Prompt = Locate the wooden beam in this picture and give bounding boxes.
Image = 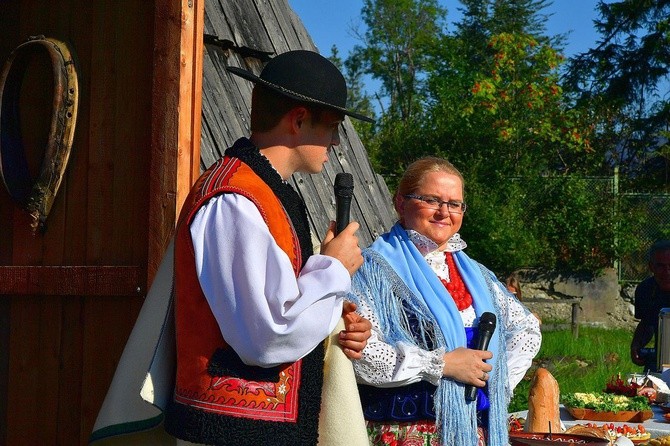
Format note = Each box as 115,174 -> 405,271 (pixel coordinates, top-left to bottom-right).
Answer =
147,0 -> 204,284
180,0 -> 204,201
0,266 -> 144,296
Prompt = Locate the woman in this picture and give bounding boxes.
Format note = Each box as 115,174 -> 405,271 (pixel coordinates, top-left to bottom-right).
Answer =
507,273 -> 542,325
349,157 -> 541,445
505,274 -> 522,299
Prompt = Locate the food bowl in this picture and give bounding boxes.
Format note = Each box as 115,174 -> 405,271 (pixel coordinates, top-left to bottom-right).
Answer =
565,407 -> 653,422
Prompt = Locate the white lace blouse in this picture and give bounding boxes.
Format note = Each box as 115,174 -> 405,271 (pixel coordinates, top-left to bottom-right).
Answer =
352,230 -> 542,392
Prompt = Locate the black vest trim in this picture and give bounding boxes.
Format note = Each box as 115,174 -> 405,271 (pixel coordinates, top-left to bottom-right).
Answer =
207,347 -> 281,382
165,343 -> 325,446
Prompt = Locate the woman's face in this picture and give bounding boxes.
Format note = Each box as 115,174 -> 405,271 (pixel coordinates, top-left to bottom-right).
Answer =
397,171 -> 464,250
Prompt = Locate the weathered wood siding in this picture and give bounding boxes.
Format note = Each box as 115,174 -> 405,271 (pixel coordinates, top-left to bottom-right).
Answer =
201,0 -> 396,247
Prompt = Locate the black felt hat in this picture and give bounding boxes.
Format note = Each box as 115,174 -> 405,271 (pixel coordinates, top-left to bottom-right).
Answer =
227,50 -> 374,123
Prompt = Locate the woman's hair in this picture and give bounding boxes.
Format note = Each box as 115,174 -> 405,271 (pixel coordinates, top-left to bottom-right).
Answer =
250,85 -> 335,132
505,274 -> 522,299
395,156 -> 465,199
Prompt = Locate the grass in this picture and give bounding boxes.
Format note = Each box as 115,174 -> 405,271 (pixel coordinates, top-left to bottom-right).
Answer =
508,326 -> 640,413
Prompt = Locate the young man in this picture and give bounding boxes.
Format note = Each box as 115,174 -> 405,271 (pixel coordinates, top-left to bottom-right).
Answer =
631,240 -> 670,371
163,50 -> 373,445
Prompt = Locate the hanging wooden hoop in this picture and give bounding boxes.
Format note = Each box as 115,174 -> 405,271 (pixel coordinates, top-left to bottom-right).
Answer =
0,35 -> 79,232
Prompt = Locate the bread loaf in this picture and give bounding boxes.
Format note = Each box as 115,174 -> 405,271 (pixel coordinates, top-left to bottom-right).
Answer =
525,367 -> 561,433
564,424 -> 609,440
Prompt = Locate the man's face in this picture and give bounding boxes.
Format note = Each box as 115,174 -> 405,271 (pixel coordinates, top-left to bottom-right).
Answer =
294,109 -> 343,174
650,249 -> 670,291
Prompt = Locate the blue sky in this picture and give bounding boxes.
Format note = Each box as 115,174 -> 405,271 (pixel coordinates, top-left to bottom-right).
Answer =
288,0 -> 607,59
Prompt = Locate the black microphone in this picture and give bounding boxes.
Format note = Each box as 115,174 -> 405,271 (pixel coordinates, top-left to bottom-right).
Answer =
465,312 -> 497,401
334,172 -> 354,235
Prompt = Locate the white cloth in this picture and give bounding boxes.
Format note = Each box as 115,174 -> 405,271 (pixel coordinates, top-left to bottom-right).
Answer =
190,193 -> 350,367
90,241 -> 177,444
353,231 -> 541,392
318,319 -> 369,445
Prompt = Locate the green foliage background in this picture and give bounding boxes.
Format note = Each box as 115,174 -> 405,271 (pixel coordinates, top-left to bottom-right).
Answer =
336,0 -> 670,275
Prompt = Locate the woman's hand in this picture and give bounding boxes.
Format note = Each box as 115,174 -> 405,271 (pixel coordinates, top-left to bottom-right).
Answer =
442,347 -> 493,387
339,301 -> 372,359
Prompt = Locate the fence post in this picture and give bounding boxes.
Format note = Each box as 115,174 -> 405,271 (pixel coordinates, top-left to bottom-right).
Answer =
613,165 -> 619,278
571,302 -> 580,339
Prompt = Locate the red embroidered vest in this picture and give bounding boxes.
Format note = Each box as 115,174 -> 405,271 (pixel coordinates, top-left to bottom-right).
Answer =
164,155 -> 324,444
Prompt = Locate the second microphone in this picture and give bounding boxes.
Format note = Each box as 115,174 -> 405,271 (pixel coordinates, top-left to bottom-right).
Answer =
334,172 -> 354,235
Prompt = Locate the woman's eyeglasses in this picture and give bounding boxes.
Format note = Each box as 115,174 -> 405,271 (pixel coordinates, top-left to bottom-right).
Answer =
403,194 -> 467,214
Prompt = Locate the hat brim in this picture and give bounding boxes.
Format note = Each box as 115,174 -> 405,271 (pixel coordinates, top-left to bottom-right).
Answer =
227,65 -> 374,123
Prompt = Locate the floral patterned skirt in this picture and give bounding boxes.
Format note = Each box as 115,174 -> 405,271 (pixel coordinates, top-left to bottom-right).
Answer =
366,420 -> 486,446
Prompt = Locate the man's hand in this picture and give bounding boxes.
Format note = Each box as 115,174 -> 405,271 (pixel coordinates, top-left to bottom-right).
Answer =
320,221 -> 363,276
631,321 -> 654,366
339,301 -> 371,360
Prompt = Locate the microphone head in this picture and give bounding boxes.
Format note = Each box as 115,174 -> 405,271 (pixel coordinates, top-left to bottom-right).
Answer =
479,312 -> 497,331
334,172 -> 354,198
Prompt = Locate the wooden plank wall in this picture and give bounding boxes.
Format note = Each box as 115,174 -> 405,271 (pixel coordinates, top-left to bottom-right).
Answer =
0,1 -> 155,444
200,0 -> 397,248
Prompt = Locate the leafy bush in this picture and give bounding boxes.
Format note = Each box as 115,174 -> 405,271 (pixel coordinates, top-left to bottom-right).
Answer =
461,175 -> 621,275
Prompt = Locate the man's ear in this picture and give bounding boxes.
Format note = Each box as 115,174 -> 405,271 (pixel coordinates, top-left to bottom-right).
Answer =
289,107 -> 309,132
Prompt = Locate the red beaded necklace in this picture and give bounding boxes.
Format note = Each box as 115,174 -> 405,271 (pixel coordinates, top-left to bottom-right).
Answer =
440,252 -> 473,311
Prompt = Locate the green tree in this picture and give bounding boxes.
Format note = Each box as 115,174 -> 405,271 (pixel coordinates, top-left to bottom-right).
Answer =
349,0 -> 447,121
565,0 -> 670,192
346,0 -> 624,273
420,4 -> 603,271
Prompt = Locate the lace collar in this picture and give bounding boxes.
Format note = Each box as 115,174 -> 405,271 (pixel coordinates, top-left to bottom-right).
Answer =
405,229 -> 468,256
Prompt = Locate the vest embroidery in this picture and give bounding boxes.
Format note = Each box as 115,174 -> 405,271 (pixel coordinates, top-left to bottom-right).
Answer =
174,361 -> 301,422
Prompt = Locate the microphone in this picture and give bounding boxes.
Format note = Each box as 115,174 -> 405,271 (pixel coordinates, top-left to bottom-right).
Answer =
465,312 -> 497,401
334,172 -> 354,235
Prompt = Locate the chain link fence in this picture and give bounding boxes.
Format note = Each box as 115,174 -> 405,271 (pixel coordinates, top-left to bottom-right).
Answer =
618,192 -> 670,283
513,174 -> 669,284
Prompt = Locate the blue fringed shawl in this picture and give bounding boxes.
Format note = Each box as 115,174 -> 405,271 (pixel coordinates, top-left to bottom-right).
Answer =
351,223 -> 510,445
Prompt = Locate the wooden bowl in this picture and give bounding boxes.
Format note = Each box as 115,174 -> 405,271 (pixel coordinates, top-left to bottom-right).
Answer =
565,407 -> 653,422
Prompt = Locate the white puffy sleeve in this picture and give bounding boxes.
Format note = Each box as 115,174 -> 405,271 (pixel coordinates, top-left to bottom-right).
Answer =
351,295 -> 445,387
488,275 -> 542,391
190,193 -> 350,367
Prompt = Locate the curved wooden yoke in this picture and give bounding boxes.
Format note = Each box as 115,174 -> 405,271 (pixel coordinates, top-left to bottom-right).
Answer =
0,35 -> 79,233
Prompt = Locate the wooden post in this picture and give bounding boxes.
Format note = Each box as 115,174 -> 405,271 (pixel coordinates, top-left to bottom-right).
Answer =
148,0 -> 204,284
571,302 -> 580,339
